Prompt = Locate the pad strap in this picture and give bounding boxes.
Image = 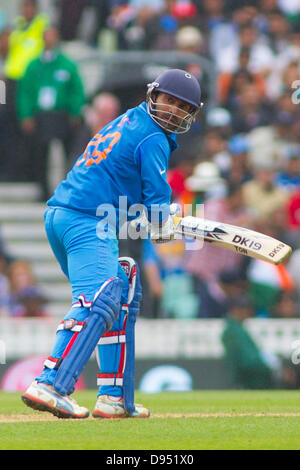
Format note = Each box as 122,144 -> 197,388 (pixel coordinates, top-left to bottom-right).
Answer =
97,373 -> 124,386
98,330 -> 126,345
56,319 -> 85,333
44,356 -> 61,370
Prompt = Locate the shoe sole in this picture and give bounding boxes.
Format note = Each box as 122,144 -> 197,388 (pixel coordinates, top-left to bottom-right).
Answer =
92,410 -> 128,419
21,393 -> 89,420
92,410 -> 150,419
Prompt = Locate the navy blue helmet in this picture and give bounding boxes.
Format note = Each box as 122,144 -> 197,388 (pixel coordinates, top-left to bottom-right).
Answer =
146,68 -> 203,134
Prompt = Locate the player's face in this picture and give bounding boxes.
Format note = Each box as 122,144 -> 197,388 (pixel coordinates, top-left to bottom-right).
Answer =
154,92 -> 193,133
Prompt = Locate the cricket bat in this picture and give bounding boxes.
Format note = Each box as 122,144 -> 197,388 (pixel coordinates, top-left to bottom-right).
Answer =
173,216 -> 292,265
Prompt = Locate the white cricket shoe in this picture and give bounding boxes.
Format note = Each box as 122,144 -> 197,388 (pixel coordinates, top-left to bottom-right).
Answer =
21,381 -> 89,419
92,395 -> 150,419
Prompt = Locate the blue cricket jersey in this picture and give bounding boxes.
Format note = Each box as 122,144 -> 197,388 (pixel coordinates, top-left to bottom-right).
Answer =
48,102 -> 178,224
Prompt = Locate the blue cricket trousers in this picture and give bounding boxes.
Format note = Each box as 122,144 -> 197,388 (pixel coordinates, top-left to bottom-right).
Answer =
36,207 -> 129,397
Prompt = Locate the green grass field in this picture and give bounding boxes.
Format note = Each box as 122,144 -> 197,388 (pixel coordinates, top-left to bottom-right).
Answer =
1,390 -> 300,450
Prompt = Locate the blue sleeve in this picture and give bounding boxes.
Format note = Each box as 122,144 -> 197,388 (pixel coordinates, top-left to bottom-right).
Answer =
135,133 -> 172,223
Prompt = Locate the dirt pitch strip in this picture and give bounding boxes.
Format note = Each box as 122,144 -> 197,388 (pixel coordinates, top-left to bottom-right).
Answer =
2,412 -> 300,422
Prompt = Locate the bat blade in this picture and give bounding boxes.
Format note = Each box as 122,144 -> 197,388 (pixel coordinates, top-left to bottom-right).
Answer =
174,216 -> 292,265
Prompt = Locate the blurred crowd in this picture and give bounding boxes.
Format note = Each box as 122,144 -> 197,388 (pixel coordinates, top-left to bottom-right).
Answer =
0,248 -> 48,318
0,0 -> 300,329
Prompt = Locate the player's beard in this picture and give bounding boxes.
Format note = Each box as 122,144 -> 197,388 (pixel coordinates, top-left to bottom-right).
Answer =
147,94 -> 196,134
157,110 -> 182,133
151,102 -> 188,133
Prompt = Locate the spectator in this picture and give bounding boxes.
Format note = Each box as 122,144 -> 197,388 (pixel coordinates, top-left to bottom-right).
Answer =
276,29 -> 300,68
69,92 -> 121,168
13,285 -> 48,317
110,0 -> 166,50
216,23 -> 275,76
275,92 -> 300,147
140,1 -> 178,51
200,128 -> 228,161
207,2 -> 259,67
90,0 -> 118,46
128,1 -> 202,52
247,110 -> 297,168
271,289 -> 299,318
169,1 -> 199,28
167,158 -> 195,202
276,89 -> 300,116
106,2 -> 137,49
175,25 -> 204,55
17,26 -> 86,200
198,0 -> 232,62
242,160 -> 289,220
220,134 -> 253,185
4,0 -> 49,82
4,0 -> 49,182
7,260 -> 37,292
230,3 -> 259,28
194,267 -> 249,319
266,9 -> 291,55
0,28 -> 9,78
217,46 -> 267,109
174,25 -> 206,81
56,0 -> 88,41
230,82 -> 274,134
57,0 -> 113,45
221,295 -> 279,389
183,160 -> 226,207
258,0 -> 280,19
274,146 -> 300,193
7,260 -> 47,316
267,60 -> 300,101
203,110 -> 233,171
246,256 -> 295,317
205,107 -> 233,138
199,0 -> 227,29
86,92 -> 120,134
260,193 -> 292,245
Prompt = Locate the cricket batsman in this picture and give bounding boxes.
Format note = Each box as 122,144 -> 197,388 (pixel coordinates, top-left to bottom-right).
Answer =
21,68 -> 203,418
